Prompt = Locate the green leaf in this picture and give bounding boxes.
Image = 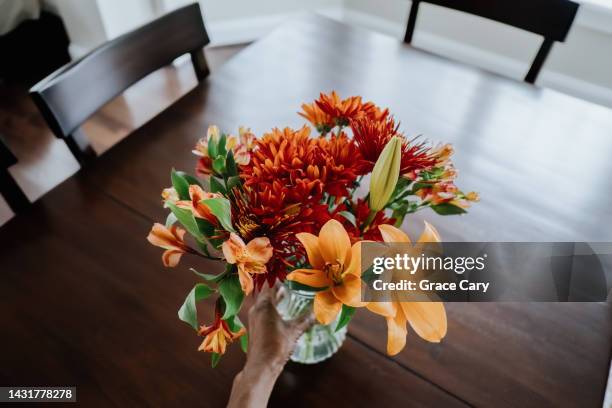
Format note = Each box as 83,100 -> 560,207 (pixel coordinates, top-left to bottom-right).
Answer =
209,177 -> 226,194
218,133 -> 227,157
337,211 -> 357,227
212,156 -> 226,174
165,212 -> 178,228
227,315 -> 248,353
240,332 -> 248,353
202,197 -> 235,233
431,203 -> 467,215
211,352 -> 221,367
226,176 -> 241,192
191,268 -> 227,283
195,218 -> 216,237
225,150 -> 238,176
178,283 -> 215,330
411,182 -> 434,193
219,274 -> 244,319
335,304 -> 356,332
167,202 -> 204,239
180,173 -> 203,188
171,168 -> 190,200
207,137 -> 218,158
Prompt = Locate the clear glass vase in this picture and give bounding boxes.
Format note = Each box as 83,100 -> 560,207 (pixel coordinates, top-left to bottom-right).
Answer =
276,284 -> 347,364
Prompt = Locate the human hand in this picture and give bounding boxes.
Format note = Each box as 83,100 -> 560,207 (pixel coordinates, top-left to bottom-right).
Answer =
227,284 -> 314,408
243,283 -> 314,372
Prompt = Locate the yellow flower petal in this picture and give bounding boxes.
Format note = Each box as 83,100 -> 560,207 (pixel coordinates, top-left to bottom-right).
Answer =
314,289 -> 342,325
286,269 -> 330,288
399,301 -> 447,343
366,301 -> 397,318
296,232 -> 325,270
222,233 -> 246,264
344,241 -> 365,277
378,224 -> 411,243
238,265 -> 254,295
318,219 -> 352,265
417,221 -> 441,243
331,273 -> 364,307
386,310 -> 408,356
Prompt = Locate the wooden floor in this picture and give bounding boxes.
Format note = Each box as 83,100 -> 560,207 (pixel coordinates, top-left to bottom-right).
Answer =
0,44 -> 246,225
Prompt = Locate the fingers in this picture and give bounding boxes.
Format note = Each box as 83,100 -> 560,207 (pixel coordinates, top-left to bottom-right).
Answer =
275,284 -> 286,304
257,282 -> 275,304
290,311 -> 316,335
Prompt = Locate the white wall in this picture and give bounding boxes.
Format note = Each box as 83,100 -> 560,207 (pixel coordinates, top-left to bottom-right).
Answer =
342,0 -> 612,107
96,0 -> 156,39
44,0 -> 612,107
43,0 -> 108,56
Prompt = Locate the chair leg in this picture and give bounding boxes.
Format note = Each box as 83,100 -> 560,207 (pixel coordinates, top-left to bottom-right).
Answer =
65,129 -> 96,166
525,38 -> 554,84
190,48 -> 210,81
0,168 -> 29,214
404,0 -> 421,44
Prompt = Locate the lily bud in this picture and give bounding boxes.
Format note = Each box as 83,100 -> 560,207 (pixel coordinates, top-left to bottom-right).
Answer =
369,136 -> 402,212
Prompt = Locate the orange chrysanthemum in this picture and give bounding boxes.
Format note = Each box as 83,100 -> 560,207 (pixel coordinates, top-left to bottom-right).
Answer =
241,126 -> 366,205
299,102 -> 335,134
315,131 -> 369,197
241,126 -> 322,205
300,91 -> 389,129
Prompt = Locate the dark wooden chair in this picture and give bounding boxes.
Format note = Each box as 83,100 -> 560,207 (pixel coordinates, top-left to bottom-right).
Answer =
403,0 -> 579,84
0,136 -> 30,214
30,3 -> 210,165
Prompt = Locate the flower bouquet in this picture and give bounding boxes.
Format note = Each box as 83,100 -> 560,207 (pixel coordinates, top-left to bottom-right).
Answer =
147,91 -> 478,366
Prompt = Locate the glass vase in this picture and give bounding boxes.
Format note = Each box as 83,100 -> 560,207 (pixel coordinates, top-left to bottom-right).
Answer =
276,284 -> 347,364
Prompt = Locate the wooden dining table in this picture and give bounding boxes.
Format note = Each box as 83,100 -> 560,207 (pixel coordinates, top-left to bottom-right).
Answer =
1,14 -> 611,407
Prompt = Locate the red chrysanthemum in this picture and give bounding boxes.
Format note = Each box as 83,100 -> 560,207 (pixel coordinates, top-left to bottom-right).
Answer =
351,115 -> 436,174
230,188 -> 329,288
315,132 -> 369,197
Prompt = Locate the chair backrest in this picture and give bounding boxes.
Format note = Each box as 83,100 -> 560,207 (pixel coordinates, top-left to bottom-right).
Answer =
30,3 -> 210,146
404,0 -> 579,83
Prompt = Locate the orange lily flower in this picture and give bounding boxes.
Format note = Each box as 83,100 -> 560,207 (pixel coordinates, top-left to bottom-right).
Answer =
222,233 -> 273,295
146,223 -> 191,267
287,219 -> 365,325
198,309 -> 246,355
176,185 -> 222,224
367,222 -> 447,355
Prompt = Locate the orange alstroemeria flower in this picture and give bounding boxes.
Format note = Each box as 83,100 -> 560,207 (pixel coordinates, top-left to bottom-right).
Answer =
222,233 -> 273,295
198,310 -> 246,355
147,223 -> 191,267
367,222 -> 447,355
176,185 -> 222,224
287,219 -> 365,325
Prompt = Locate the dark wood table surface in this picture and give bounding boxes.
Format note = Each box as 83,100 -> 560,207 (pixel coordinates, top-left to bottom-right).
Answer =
1,14 -> 611,407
